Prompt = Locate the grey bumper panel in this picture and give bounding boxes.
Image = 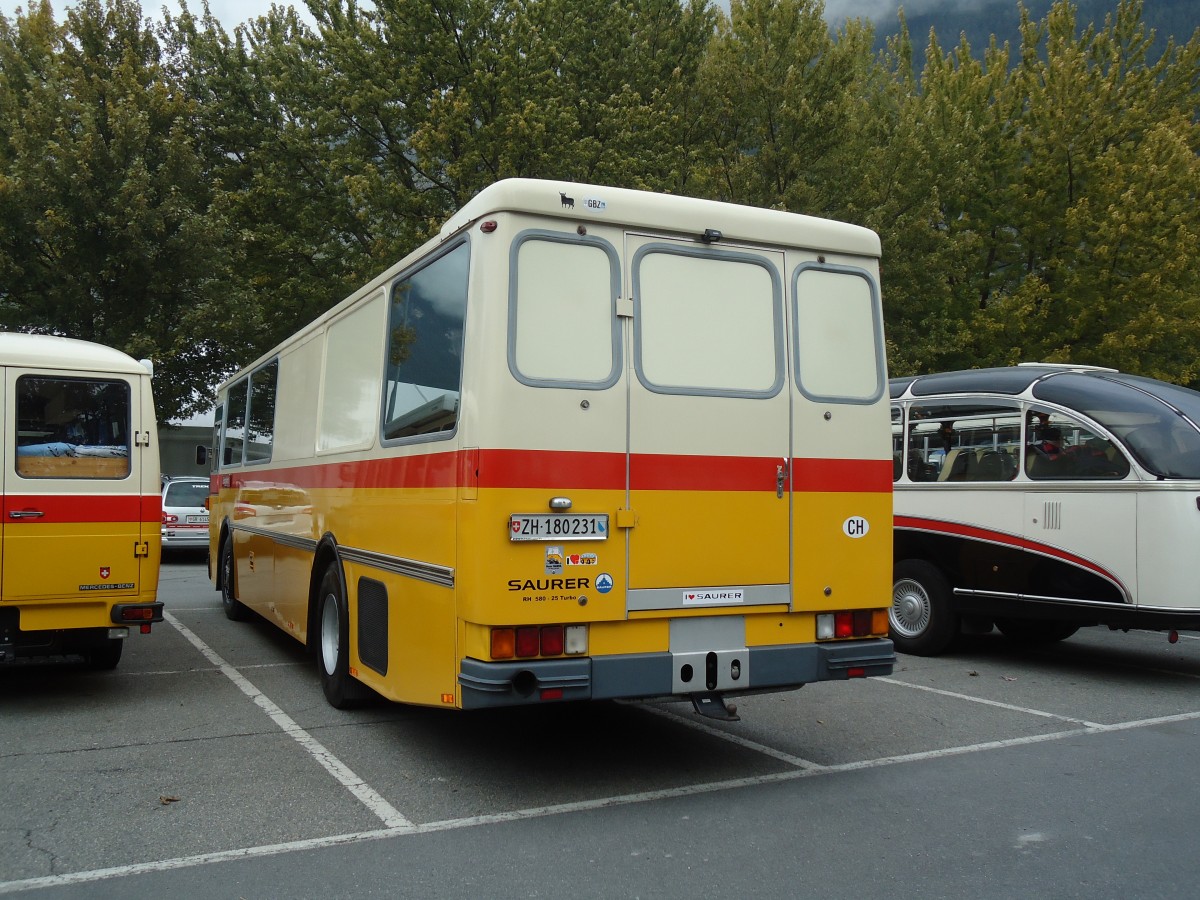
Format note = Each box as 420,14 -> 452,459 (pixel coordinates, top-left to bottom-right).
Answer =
459,639 -> 895,710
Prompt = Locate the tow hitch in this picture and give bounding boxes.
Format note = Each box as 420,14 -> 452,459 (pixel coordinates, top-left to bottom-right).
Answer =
690,691 -> 739,721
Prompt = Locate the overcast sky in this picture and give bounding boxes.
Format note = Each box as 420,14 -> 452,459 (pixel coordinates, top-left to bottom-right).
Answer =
5,0 -> 935,32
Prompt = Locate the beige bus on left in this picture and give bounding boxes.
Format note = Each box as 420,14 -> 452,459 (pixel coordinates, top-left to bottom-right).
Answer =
0,333 -> 163,669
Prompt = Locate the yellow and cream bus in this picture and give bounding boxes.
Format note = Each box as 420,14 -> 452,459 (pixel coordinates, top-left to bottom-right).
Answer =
1,333 -> 163,668
891,364 -> 1200,655
207,179 -> 895,718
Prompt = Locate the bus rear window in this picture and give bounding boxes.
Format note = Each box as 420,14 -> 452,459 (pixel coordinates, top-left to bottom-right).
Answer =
794,266 -> 883,403
15,376 -> 131,479
633,247 -> 783,397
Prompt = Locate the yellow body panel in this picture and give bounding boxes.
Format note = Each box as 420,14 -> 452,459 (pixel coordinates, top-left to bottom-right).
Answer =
628,490 -> 789,589
3,522 -> 142,601
793,491 -> 892,611
343,563 -> 458,707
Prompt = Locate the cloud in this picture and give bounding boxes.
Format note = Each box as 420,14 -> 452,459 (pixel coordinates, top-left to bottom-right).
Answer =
824,1 -> 1000,25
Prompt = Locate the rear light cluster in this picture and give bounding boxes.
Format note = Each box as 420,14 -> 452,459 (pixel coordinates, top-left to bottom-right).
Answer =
491,624 -> 587,659
118,607 -> 157,622
816,609 -> 889,640
162,513 -> 178,524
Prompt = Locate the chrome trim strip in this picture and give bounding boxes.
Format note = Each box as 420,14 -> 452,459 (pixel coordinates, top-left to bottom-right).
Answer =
230,523 -> 318,553
337,545 -> 455,588
227,523 -> 454,588
627,584 -> 790,612
954,587 -> 1130,607
955,587 -> 1200,616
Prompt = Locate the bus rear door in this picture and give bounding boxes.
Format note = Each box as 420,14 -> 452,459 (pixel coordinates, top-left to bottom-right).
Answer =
624,236 -> 791,622
2,367 -> 148,610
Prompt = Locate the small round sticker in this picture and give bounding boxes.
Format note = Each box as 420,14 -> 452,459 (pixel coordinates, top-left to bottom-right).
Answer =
595,573 -> 614,594
842,516 -> 869,538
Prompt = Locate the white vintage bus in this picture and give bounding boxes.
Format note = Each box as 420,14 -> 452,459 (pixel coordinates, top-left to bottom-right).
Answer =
890,363 -> 1200,654
1,333 -> 163,668
207,178 -> 895,718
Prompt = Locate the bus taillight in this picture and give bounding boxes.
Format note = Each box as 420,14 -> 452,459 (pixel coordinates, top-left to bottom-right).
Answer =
490,624 -> 588,660
515,627 -> 539,658
540,625 -> 564,656
491,628 -> 516,659
564,625 -> 587,655
817,610 -> 888,641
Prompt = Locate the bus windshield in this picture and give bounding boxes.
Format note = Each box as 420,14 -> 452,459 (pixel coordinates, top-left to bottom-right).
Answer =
1033,373 -> 1200,478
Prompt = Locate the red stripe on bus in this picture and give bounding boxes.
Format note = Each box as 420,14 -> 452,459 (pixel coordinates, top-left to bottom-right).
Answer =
791,458 -> 894,493
2,494 -> 149,523
219,451 -> 891,493
480,449 -> 625,490
894,515 -> 1115,580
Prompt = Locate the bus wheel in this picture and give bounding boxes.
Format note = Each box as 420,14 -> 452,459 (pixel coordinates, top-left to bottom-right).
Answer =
87,638 -> 123,670
995,618 -> 1079,645
317,566 -> 362,709
220,539 -> 250,622
891,560 -> 958,656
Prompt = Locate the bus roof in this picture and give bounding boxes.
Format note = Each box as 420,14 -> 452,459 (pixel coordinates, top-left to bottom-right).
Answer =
0,332 -> 151,376
439,178 -> 882,257
891,365 -> 1123,399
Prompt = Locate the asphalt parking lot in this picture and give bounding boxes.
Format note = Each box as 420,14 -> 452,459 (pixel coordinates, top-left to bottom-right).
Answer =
3,554 -> 1200,898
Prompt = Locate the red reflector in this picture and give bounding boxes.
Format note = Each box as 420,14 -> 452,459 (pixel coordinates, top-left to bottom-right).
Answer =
540,688 -> 564,701
480,220 -> 498,233
540,625 -> 564,656
834,611 -> 853,638
853,610 -> 872,637
515,627 -> 539,658
140,624 -> 152,634
847,666 -> 867,678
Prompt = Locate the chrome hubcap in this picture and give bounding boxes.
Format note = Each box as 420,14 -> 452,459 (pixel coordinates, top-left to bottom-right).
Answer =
320,593 -> 339,676
891,578 -> 932,638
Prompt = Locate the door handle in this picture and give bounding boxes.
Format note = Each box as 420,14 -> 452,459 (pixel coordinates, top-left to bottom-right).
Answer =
776,459 -> 789,499
9,510 -> 45,519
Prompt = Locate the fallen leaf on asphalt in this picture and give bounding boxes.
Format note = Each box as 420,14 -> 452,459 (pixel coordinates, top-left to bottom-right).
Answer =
1001,675 -> 1017,682
159,795 -> 181,805
968,670 -> 979,676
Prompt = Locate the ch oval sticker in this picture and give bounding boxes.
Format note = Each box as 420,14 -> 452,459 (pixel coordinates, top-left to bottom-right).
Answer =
842,516 -> 870,538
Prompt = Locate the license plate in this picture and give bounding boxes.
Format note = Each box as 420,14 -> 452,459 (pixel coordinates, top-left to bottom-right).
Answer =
509,514 -> 608,541
186,515 -> 209,525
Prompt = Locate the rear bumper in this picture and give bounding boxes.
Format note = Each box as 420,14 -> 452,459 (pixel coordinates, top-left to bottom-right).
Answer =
458,638 -> 895,710
161,529 -> 210,548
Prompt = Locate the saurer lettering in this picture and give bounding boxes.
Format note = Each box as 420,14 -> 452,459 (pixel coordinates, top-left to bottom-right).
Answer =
508,577 -> 592,591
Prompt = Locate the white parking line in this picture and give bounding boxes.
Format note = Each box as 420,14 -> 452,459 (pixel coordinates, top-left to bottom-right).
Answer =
875,677 -> 1105,727
5,705 -> 1200,896
161,611 -> 412,831
133,662 -> 307,677
639,703 -> 828,769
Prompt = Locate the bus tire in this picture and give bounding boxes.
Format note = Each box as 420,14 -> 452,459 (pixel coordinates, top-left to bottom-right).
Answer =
891,560 -> 958,656
220,539 -> 250,621
87,638 -> 123,670
317,565 -> 363,709
995,618 -> 1079,645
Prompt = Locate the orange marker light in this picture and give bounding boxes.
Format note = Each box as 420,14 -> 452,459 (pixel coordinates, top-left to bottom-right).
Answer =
491,628 -> 515,660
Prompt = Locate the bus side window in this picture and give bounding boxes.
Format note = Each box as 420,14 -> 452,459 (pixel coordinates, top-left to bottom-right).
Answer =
222,378 -> 248,468
381,242 -> 469,442
1026,410 -> 1130,480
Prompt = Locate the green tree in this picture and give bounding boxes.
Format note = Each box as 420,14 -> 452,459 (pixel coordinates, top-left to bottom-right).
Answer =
695,0 -> 877,215
964,0 -> 1200,382
0,0 -> 247,420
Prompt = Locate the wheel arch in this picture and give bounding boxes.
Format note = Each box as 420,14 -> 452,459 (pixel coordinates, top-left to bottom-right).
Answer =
215,519 -> 234,592
307,535 -> 345,653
